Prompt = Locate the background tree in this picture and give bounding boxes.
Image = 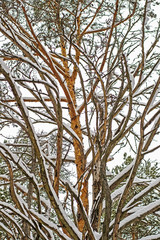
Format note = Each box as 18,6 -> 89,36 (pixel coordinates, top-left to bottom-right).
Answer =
110,154 -> 160,239
0,0 -> 160,239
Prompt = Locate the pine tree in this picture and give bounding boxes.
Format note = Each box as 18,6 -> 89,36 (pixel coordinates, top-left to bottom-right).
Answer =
0,0 -> 160,239
111,154 -> 160,239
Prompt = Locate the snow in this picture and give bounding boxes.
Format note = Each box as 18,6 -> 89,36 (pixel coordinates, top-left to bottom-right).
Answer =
109,161 -> 134,188
15,182 -> 50,208
30,209 -> 72,240
1,6 -> 159,240
15,190 -> 29,215
0,22 -> 13,40
123,54 -> 135,89
13,53 -> 58,89
48,154 -> 75,163
111,177 -> 150,200
18,0 -> 25,7
133,176 -> 151,184
63,122 -> 82,144
65,180 -> 78,196
123,177 -> 160,212
77,2 -> 82,17
155,211 -> 160,216
149,99 -> 160,112
119,200 -> 160,230
1,111 -> 25,128
93,231 -> 101,240
0,59 -> 11,75
0,174 -> 9,180
111,185 -> 125,200
147,85 -> 160,112
128,67 -> 135,89
0,222 -> 13,236
143,113 -> 160,148
64,181 -> 96,240
145,1 -> 151,26
0,142 -> 19,163
31,218 -> 54,240
44,164 -> 82,239
0,143 -> 40,191
46,229 -> 55,240
106,169 -> 113,176
139,234 -> 160,240
0,209 -> 25,237
91,191 -> 101,215
0,201 -> 34,227
0,25 -> 58,92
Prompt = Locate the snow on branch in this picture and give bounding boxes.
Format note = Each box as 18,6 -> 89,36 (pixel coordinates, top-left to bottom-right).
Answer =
119,200 -> 160,231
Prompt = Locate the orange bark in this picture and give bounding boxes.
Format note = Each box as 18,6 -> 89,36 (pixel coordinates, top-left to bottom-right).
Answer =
57,0 -> 89,231
17,1 -> 88,233
69,93 -> 88,232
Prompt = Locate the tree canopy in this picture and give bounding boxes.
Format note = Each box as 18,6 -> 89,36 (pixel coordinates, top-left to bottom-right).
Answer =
0,0 -> 160,239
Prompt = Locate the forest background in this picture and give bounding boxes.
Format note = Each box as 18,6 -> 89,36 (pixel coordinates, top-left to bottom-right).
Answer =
0,0 -> 160,239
